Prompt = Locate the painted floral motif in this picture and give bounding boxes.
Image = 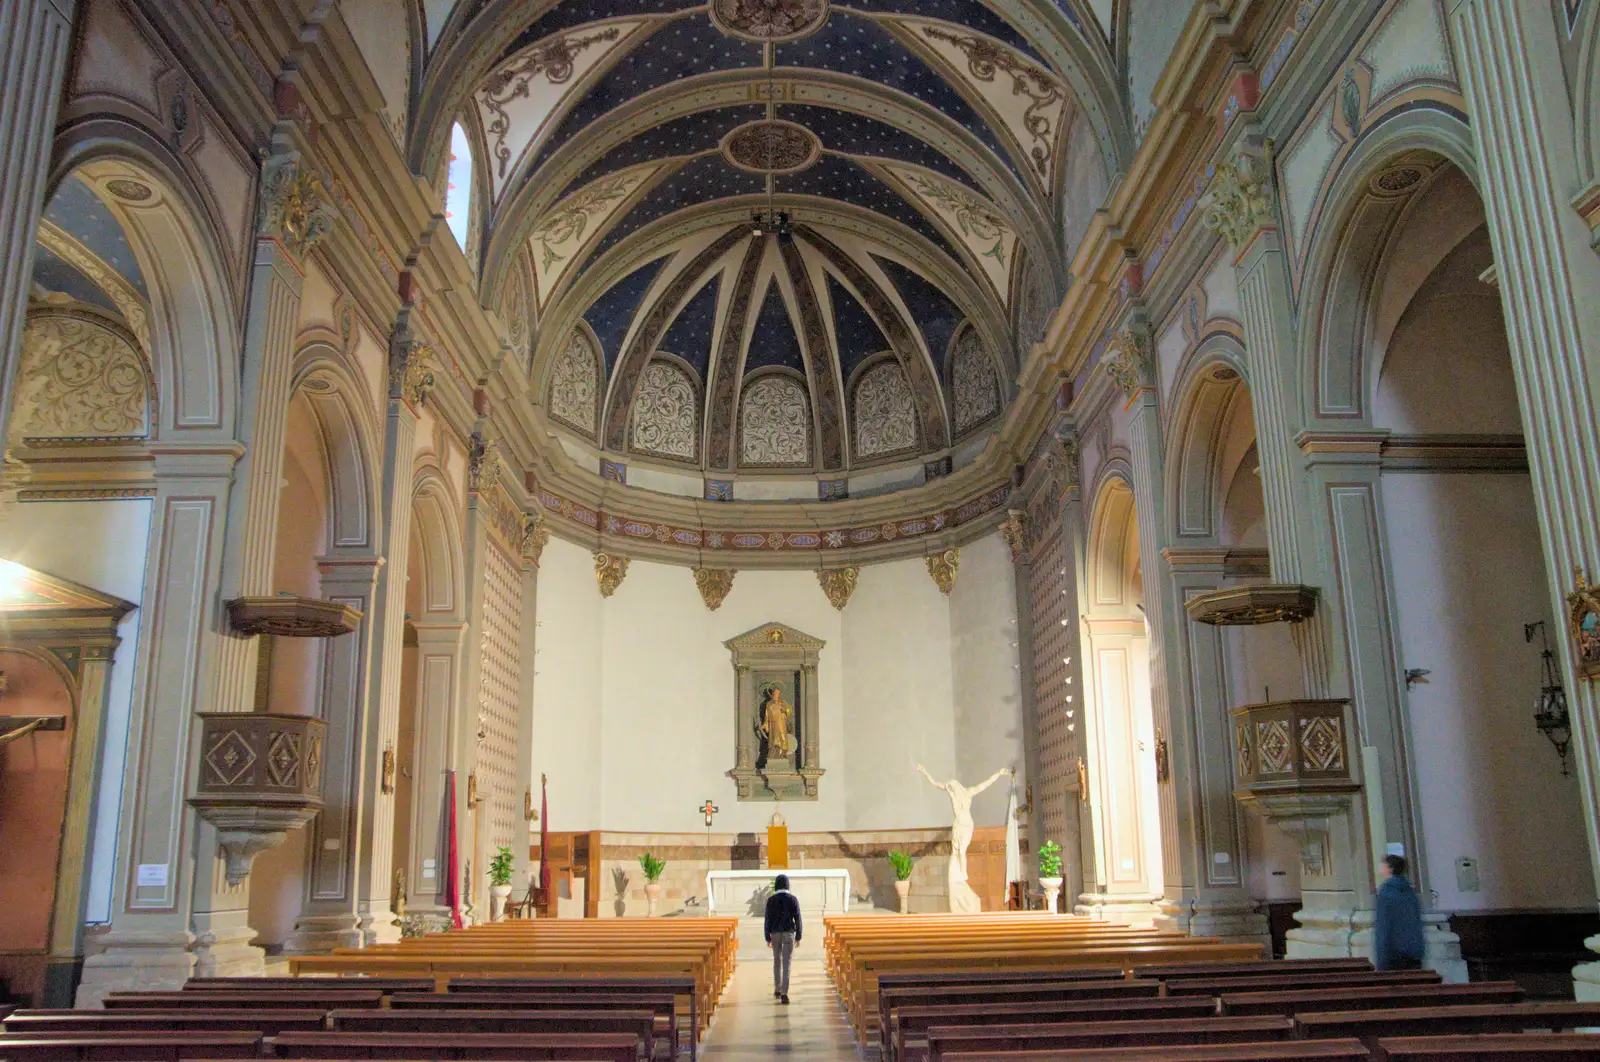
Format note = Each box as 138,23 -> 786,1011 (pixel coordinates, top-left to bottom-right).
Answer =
549,329 -> 600,435
480,29 -> 622,179
901,171 -> 1010,266
740,375 -> 811,466
710,0 -> 829,42
13,313 -> 150,439
631,360 -> 698,460
921,25 -> 1063,177
722,120 -> 821,174
951,329 -> 1001,433
530,170 -> 642,273
854,360 -> 918,459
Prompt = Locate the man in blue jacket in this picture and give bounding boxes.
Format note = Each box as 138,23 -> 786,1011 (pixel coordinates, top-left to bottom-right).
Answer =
764,874 -> 802,1004
1374,854 -> 1426,971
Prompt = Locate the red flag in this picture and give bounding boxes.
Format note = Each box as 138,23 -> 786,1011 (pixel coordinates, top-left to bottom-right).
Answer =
445,770 -> 463,929
538,774 -> 551,900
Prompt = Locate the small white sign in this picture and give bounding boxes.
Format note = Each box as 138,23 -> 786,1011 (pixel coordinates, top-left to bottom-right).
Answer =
323,839 -> 341,851
137,864 -> 168,887
422,869 -> 436,880
1213,852 -> 1231,864
423,859 -> 436,868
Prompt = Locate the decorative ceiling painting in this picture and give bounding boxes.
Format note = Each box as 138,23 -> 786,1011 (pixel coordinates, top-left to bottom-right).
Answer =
430,0 -> 1112,497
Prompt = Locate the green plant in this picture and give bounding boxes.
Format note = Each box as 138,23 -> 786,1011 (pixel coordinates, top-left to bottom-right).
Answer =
638,852 -> 667,883
1037,841 -> 1063,879
488,846 -> 515,888
887,850 -> 914,882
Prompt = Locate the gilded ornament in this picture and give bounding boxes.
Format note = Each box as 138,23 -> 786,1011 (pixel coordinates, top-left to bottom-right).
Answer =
1567,567 -> 1600,679
382,743 -> 396,795
1200,148 -> 1276,252
817,567 -> 859,610
389,340 -> 436,407
261,158 -> 338,259
595,552 -> 630,598
482,29 -> 622,179
521,513 -> 551,566
1103,329 -> 1150,399
468,431 -> 501,494
925,549 -> 960,595
999,508 -> 1029,563
694,568 -> 737,611
710,0 -> 829,42
921,25 -> 1063,177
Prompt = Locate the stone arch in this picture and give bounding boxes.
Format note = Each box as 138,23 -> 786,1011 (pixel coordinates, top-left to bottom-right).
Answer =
1164,341 -> 1251,543
1086,473 -> 1141,616
1294,110 -> 1480,426
1575,0 -> 1600,188
289,350 -> 381,554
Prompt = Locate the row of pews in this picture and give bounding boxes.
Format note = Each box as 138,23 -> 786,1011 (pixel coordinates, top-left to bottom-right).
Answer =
838,914 -> 1600,1062
0,916 -> 738,1060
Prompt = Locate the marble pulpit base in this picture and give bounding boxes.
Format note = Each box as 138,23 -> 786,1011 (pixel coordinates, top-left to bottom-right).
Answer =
706,869 -> 851,918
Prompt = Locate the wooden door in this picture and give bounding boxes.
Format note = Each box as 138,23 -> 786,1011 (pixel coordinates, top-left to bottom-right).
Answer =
966,826 -> 1010,912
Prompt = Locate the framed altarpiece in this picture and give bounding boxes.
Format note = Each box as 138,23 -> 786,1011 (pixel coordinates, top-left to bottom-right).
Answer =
725,623 -> 825,801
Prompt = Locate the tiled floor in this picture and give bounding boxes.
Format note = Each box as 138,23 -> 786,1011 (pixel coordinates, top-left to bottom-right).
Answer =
699,920 -> 865,1060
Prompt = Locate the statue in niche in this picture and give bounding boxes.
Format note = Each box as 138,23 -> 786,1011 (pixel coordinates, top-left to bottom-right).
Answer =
757,684 -> 796,761
918,763 -> 1013,913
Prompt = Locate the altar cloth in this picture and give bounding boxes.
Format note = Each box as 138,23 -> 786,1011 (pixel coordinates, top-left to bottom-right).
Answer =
705,868 -> 851,917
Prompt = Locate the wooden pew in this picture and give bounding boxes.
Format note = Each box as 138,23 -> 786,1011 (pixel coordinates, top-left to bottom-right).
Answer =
2,1008 -> 327,1036
1296,1000 -> 1600,1042
0,1030 -> 263,1059
882,981 -> 1167,1060
1163,970 -> 1441,995
387,991 -> 681,1059
1374,1034 -> 1600,1060
1132,959 -> 1373,980
924,1015 -> 1296,1061
328,1007 -> 659,1058
1220,982 -> 1525,1016
102,990 -> 384,1010
184,977 -> 433,992
894,998 -> 1222,1062
934,1041 -> 1373,1061
440,976 -> 701,1054
268,1030 -> 642,1060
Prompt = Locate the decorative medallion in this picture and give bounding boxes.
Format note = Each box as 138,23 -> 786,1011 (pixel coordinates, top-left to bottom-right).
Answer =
1256,720 -> 1293,775
1372,166 -> 1424,196
710,0 -> 829,43
817,567 -> 859,610
694,568 -> 737,611
999,508 -> 1029,564
1566,567 -> 1600,679
595,552 -> 630,598
521,513 -> 551,567
925,548 -> 960,595
722,120 -> 822,175
105,179 -> 154,203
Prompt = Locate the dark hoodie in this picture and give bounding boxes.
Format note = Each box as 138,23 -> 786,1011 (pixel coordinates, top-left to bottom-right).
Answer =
1374,873 -> 1425,970
763,876 -> 803,943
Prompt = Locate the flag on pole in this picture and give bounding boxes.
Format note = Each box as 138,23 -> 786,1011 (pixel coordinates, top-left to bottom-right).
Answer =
445,770 -> 463,929
538,773 -> 552,904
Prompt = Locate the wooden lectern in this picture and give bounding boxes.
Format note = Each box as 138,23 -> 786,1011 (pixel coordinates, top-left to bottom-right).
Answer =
767,809 -> 788,869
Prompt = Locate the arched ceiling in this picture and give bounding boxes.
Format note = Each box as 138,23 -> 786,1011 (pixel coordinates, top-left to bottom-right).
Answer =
424,0 -> 1119,490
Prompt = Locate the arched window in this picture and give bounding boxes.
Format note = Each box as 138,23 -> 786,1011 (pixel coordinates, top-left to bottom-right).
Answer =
445,122 -> 475,250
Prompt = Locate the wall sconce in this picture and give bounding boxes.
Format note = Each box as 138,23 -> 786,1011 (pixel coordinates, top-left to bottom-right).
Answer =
1525,621 -> 1572,775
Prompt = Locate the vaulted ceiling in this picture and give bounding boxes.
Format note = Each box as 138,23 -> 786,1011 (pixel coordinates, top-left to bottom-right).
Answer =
423,0 -> 1119,488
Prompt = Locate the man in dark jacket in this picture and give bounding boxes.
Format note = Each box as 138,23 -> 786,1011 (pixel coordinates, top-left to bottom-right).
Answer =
764,874 -> 802,1004
1374,854 -> 1426,971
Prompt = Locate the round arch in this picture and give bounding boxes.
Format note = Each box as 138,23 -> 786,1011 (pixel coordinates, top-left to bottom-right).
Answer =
289,348 -> 382,555
1163,340 -> 1252,543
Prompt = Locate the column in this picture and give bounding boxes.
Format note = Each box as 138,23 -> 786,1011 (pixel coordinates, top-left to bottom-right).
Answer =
454,430 -> 497,921
281,556 -> 382,953
512,514 -> 547,896
77,445 -> 240,1006
1007,503 -> 1047,891
1058,453 -> 1096,904
1447,0 -> 1600,996
0,0 -> 75,451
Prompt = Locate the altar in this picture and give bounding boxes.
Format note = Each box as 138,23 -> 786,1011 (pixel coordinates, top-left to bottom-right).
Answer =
705,869 -> 851,917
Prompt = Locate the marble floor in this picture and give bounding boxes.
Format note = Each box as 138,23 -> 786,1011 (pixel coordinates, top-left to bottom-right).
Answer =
699,918 -> 868,1061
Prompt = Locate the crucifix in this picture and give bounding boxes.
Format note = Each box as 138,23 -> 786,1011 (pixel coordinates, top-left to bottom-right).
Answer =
700,798 -> 720,880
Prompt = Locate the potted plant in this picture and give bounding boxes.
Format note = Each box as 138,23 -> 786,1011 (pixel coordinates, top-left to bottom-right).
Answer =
888,851 -> 914,913
488,846 -> 516,922
1037,841 -> 1064,913
638,853 -> 667,915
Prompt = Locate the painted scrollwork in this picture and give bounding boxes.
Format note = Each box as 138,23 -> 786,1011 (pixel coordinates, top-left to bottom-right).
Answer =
480,29 -> 622,179
853,360 -> 918,459
530,170 -> 640,273
740,375 -> 811,467
921,25 -> 1063,177
900,171 -> 1010,266
631,360 -> 699,461
548,328 -> 600,435
951,328 -> 1001,433
12,312 -> 151,439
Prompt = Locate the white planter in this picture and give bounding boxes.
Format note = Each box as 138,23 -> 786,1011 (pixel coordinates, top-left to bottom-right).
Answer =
489,883 -> 513,922
644,881 -> 663,916
1039,877 -> 1064,914
894,879 -> 912,914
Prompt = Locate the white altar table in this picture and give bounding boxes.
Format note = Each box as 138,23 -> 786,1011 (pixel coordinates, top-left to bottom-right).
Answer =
705,869 -> 851,917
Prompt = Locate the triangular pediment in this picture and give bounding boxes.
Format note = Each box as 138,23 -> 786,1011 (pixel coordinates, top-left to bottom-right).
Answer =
725,622 -> 825,651
0,559 -> 136,627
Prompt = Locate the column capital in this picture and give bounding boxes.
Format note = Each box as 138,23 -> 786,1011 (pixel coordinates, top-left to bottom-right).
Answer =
259,155 -> 338,261
1103,327 -> 1154,403
388,338 -> 437,410
1201,144 -> 1278,258
315,553 -> 385,589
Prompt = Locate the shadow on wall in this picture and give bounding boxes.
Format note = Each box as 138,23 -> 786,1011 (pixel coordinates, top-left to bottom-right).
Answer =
612,868 -> 630,917
828,831 -> 946,911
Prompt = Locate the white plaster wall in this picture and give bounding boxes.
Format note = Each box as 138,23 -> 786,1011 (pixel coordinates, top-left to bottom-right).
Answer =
530,533 -> 1024,837
0,498 -> 152,923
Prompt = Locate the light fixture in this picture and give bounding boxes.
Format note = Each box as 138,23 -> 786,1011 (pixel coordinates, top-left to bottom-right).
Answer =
1526,621 -> 1572,774
0,559 -> 27,601
750,60 -> 792,241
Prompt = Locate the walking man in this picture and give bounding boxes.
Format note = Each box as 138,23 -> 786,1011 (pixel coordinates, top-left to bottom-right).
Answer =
764,874 -> 802,1004
1374,854 -> 1426,971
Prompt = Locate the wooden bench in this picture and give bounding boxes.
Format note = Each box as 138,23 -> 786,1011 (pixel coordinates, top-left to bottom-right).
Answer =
387,991 -> 681,1059
102,991 -> 384,1010
1296,1001 -> 1600,1042
183,977 -> 433,992
878,971 -> 1150,1047
440,976 -> 701,1054
923,1015 -> 1295,1061
2,1008 -> 327,1036
883,982 -> 1167,1061
1132,959 -> 1374,980
1164,971 -> 1441,996
1220,982 -> 1525,1017
268,1030 -> 642,1060
934,1040 -> 1373,1061
893,998 -> 1223,1062
328,1007 -> 659,1058
0,1030 -> 263,1059
1373,1034 -> 1600,1060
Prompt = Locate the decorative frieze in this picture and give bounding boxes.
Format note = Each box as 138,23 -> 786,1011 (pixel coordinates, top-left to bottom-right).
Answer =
925,548 -> 960,595
594,552 -> 630,598
817,567 -> 859,610
694,568 -> 737,611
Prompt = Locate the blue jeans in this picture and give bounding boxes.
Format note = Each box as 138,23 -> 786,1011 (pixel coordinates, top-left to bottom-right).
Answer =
770,932 -> 795,996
